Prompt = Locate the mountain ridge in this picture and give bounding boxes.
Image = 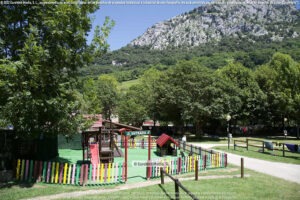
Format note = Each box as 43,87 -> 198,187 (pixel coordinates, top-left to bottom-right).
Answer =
129,0 -> 299,50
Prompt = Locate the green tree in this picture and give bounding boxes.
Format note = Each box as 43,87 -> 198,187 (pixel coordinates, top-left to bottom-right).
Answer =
155,60 -> 241,135
255,53 -> 300,126
0,2 -> 113,137
81,78 -> 102,114
96,75 -> 120,120
117,85 -> 147,127
139,68 -> 163,124
217,62 -> 267,125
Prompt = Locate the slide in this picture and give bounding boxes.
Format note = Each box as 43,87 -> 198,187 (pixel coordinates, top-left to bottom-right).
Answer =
89,143 -> 100,165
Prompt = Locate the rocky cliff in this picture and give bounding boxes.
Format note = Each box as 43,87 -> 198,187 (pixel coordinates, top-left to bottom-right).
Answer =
130,0 -> 299,50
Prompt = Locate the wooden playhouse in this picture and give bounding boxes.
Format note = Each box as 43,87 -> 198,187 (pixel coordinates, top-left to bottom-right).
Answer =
156,133 -> 178,156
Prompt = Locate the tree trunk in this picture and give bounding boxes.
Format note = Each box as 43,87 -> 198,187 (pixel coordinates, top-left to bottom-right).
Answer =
195,121 -> 203,139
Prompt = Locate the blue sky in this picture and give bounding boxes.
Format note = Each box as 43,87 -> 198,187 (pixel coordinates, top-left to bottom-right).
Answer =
88,1 -> 209,50
88,0 -> 300,51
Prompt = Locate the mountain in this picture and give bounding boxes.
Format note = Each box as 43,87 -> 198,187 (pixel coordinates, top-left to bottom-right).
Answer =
83,0 -> 300,81
129,0 -> 299,50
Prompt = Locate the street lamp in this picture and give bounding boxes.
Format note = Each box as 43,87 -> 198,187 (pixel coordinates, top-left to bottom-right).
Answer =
226,114 -> 231,149
283,117 -> 288,139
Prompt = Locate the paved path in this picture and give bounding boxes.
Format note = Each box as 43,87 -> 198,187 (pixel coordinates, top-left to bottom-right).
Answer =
190,143 -> 300,184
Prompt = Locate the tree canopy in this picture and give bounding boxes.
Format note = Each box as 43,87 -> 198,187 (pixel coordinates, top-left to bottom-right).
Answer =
0,2 -> 113,137
114,53 -> 300,135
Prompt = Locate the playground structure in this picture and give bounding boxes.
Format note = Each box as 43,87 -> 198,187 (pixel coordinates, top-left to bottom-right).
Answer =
81,116 -> 141,164
233,138 -> 300,157
156,133 -> 179,156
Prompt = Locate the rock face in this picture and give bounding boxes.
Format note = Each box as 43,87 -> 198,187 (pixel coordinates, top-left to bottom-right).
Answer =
129,0 -> 299,50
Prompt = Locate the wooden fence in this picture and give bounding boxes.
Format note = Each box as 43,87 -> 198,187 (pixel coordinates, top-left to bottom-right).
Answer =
15,159 -> 125,186
160,168 -> 199,200
178,141 -> 218,156
149,153 -> 227,178
233,138 -> 300,157
233,138 -> 278,152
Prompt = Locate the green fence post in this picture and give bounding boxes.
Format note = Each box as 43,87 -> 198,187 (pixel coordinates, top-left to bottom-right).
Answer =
29,160 -> 34,182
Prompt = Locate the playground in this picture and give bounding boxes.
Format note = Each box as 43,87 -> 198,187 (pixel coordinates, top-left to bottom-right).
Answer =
57,144 -> 181,183
14,133 -> 227,186
3,135 -> 300,200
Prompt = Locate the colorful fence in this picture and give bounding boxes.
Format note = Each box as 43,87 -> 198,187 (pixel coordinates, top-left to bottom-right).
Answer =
149,153 -> 227,178
15,159 -> 125,186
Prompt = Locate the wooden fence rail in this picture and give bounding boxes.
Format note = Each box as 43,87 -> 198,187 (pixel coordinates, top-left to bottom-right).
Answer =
234,138 -> 278,152
160,168 -> 199,200
178,141 -> 217,156
233,139 -> 300,157
16,159 -> 125,186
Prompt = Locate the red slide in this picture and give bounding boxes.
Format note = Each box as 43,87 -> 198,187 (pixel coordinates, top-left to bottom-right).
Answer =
90,143 -> 100,165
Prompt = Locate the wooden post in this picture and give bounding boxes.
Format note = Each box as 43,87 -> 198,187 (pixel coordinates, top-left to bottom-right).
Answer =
175,179 -> 180,200
82,132 -> 85,161
195,159 -> 198,181
262,141 -> 264,153
125,136 -> 128,182
241,158 -> 244,178
204,155 -> 207,169
283,143 -> 285,157
246,139 -> 249,151
160,167 -> 164,184
147,134 -> 151,180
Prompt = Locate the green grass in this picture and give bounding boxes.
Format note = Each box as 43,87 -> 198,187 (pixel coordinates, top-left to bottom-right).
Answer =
3,136 -> 297,200
52,147 -> 182,183
214,146 -> 300,164
2,164 -> 299,200
189,136 -> 300,145
119,79 -> 140,91
0,182 -> 119,200
60,167 -> 300,200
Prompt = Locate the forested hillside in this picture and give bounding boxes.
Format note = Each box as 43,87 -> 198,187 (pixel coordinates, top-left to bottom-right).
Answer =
80,0 -> 300,82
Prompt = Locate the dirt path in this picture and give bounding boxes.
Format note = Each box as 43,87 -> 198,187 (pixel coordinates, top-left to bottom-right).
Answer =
190,143 -> 300,184
22,174 -> 246,200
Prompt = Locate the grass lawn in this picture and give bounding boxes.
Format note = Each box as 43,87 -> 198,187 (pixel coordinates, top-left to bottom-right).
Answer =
59,166 -> 300,200
119,79 -> 140,91
214,146 -> 300,164
189,136 -> 300,145
3,164 -> 299,200
2,136 -> 298,199
0,182 -> 120,200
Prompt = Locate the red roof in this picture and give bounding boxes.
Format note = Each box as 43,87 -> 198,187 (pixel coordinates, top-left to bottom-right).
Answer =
156,133 -> 178,148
